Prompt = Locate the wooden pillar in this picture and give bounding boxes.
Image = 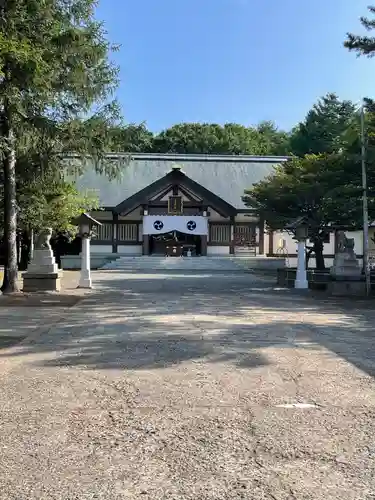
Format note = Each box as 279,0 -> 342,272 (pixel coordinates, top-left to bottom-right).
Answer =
141,204 -> 149,255
142,234 -> 149,255
201,235 -> 208,256
258,217 -> 265,255
268,229 -> 274,256
229,215 -> 235,255
112,212 -> 118,254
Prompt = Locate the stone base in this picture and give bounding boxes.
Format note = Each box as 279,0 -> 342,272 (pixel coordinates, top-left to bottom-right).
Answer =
76,269 -> 92,289
295,279 -> 309,289
330,256 -> 361,281
328,280 -> 367,297
22,272 -> 62,293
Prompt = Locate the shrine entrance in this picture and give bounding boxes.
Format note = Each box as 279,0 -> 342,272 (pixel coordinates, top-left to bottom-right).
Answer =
143,215 -> 208,256
149,231 -> 202,256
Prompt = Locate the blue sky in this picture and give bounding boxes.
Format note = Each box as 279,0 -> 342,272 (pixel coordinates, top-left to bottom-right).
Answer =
97,0 -> 374,132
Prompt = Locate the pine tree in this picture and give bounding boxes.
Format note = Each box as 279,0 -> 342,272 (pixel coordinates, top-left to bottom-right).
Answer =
344,6 -> 375,56
289,94 -> 356,157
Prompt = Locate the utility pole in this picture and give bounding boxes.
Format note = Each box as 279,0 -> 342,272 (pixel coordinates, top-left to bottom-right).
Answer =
361,103 -> 371,296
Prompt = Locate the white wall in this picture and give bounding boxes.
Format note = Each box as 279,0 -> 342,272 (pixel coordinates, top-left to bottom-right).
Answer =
118,245 -> 143,255
207,245 -> 230,255
91,245 -> 112,254
270,232 -> 297,255
207,208 -> 229,222
90,210 -> 113,221
235,214 -> 259,223
346,230 -> 363,255
268,229 -> 364,268
118,208 -> 142,221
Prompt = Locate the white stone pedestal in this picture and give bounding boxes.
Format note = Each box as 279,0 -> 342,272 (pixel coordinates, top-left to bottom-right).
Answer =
330,253 -> 362,281
78,236 -> 92,289
329,250 -> 363,296
23,248 -> 62,292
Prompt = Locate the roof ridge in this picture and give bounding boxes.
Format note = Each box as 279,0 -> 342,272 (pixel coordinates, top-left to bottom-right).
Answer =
106,153 -> 291,163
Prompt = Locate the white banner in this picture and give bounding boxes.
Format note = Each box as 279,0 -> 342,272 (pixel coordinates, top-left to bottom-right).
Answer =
143,215 -> 208,235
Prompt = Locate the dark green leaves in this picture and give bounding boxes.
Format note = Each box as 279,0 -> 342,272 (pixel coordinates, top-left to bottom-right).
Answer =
344,6 -> 375,57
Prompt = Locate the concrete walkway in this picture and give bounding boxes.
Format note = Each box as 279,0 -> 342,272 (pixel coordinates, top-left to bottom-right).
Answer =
0,270 -> 375,499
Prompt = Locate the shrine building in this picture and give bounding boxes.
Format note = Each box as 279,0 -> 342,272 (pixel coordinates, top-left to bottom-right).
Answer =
74,153 -> 290,258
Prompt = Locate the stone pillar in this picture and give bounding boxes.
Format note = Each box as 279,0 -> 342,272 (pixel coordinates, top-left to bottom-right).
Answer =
295,240 -> 308,289
78,235 -> 92,288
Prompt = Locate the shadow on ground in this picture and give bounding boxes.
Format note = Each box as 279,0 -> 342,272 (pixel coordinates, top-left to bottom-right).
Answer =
2,272 -> 375,377
0,294 -> 83,350
0,293 -> 82,308
0,336 -> 27,348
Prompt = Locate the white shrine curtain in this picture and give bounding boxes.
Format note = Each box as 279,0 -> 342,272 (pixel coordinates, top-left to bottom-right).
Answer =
143,215 -> 208,235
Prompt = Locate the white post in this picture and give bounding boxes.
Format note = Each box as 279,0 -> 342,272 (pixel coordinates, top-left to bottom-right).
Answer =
78,235 -> 92,288
295,239 -> 308,289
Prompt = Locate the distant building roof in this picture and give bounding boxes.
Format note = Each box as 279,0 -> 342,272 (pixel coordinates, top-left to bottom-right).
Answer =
73,153 -> 290,210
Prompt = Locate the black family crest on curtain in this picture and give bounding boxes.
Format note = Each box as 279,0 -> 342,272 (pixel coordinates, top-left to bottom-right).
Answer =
186,220 -> 197,231
153,220 -> 164,231
144,216 -> 208,235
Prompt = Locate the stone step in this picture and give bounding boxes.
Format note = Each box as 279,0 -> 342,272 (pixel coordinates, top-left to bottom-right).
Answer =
100,256 -> 246,272
99,255 -> 285,272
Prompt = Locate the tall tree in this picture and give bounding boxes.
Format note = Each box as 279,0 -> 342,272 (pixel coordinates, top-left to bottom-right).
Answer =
0,0 -> 120,293
289,94 -> 356,157
152,122 -> 288,156
243,154 -> 369,269
110,123 -> 154,152
344,6 -> 375,56
256,121 -> 291,156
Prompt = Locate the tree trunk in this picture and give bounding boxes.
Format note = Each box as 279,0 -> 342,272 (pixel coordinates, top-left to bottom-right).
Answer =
313,240 -> 325,270
17,231 -> 22,265
0,191 -> 9,292
1,121 -> 20,294
306,247 -> 313,269
29,229 -> 34,261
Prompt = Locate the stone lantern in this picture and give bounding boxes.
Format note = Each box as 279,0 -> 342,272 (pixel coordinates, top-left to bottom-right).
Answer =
73,213 -> 102,289
286,216 -> 309,290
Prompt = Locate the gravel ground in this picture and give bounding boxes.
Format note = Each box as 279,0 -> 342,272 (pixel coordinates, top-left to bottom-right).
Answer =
0,271 -> 87,357
0,270 -> 375,499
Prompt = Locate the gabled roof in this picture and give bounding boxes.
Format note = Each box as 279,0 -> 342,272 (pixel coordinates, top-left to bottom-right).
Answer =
114,167 -> 237,217
72,153 -> 289,210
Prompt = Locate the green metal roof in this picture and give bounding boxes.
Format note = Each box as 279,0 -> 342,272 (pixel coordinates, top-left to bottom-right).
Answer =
73,153 -> 289,210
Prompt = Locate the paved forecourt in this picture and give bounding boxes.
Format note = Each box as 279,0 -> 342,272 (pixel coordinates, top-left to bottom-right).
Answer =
0,269 -> 374,499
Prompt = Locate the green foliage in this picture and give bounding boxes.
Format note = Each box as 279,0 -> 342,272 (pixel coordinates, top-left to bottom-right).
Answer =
344,6 -> 375,56
151,122 -> 290,156
255,121 -> 291,156
289,93 -> 356,156
110,123 -> 154,153
243,153 -> 372,268
243,154 -> 360,231
18,178 -> 99,234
